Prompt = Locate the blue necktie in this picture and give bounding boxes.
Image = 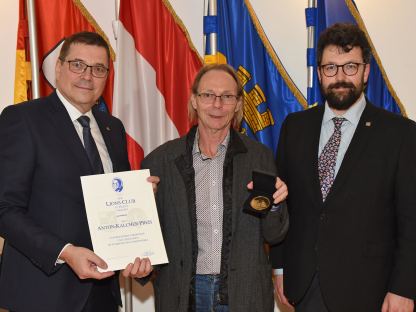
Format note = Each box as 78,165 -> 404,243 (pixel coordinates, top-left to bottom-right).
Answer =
77,116 -> 104,174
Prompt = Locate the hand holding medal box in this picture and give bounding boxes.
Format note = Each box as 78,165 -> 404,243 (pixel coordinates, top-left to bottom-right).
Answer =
244,170 -> 276,216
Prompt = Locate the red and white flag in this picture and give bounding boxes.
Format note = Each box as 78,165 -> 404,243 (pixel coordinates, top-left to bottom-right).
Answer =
14,0 -> 115,108
113,0 -> 203,169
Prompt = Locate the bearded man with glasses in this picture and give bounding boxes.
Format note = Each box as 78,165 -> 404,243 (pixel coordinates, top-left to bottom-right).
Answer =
140,64 -> 289,312
0,31 -> 154,312
271,23 -> 416,312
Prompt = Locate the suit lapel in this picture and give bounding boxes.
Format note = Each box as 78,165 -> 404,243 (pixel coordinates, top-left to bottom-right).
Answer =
325,102 -> 378,205
305,106 -> 326,207
174,132 -> 198,265
45,92 -> 93,175
93,107 -> 116,170
226,130 -> 248,233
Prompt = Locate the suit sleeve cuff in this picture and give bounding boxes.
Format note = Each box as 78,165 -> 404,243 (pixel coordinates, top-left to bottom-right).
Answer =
270,203 -> 282,212
55,243 -> 72,265
273,268 -> 284,276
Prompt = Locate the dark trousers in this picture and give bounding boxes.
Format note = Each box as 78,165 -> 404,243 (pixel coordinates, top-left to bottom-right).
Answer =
81,279 -> 118,312
10,279 -> 118,312
295,273 -> 329,312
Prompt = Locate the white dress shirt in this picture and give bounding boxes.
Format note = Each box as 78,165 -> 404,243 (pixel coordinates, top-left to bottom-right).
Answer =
318,93 -> 366,177
55,89 -> 113,264
56,89 -> 113,173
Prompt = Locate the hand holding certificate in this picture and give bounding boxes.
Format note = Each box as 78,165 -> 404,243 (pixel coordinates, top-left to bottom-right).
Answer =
81,169 -> 168,272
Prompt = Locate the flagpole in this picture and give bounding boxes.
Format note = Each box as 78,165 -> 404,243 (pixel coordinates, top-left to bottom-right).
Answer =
113,0 -> 132,310
113,0 -> 120,41
203,0 -> 217,58
124,276 -> 132,312
112,1 -> 133,309
307,0 -> 317,99
203,0 -> 208,55
26,0 -> 40,99
208,0 -> 217,56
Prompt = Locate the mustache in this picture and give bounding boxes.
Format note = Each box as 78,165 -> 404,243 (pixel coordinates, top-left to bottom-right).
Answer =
328,82 -> 355,90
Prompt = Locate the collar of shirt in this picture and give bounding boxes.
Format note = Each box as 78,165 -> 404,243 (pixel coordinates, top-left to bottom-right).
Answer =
192,128 -> 230,160
56,89 -> 98,129
322,93 -> 366,128
56,89 -> 113,173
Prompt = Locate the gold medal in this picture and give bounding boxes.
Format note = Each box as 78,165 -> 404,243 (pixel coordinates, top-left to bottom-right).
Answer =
250,196 -> 271,211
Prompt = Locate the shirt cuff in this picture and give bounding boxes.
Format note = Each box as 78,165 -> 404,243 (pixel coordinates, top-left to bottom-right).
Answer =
270,203 -> 281,212
55,243 -> 72,265
273,268 -> 284,275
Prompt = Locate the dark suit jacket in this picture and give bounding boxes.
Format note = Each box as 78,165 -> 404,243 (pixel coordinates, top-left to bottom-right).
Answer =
0,92 -> 130,312
270,101 -> 416,312
141,127 -> 289,312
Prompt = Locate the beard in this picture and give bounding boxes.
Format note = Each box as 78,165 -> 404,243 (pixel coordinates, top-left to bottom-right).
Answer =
321,79 -> 364,111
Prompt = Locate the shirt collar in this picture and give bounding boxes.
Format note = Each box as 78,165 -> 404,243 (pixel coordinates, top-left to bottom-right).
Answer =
192,128 -> 230,158
323,93 -> 366,126
56,89 -> 95,124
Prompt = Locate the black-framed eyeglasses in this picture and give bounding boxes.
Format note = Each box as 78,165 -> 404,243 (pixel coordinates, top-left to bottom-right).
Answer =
61,59 -> 109,78
320,62 -> 367,77
197,92 -> 238,105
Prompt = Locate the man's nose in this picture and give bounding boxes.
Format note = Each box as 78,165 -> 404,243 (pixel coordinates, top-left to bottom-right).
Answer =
334,66 -> 348,80
212,96 -> 223,108
80,67 -> 93,80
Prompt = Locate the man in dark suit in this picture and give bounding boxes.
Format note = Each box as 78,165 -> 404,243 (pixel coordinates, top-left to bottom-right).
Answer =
0,32 -> 152,312
272,23 -> 416,312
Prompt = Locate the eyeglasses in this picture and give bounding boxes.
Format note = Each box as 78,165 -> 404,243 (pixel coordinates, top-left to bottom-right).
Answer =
197,92 -> 238,105
62,59 -> 109,78
320,62 -> 367,77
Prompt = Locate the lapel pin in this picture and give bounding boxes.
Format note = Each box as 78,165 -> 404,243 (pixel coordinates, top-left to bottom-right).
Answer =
365,121 -> 371,127
106,126 -> 111,131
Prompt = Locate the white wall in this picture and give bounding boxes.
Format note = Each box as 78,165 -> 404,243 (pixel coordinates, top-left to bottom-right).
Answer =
0,1 -> 415,312
1,1 -> 415,118
0,0 -> 19,111
355,0 -> 416,118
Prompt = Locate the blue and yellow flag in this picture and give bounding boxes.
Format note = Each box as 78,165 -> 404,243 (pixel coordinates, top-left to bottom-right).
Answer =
306,0 -> 405,115
204,0 -> 306,155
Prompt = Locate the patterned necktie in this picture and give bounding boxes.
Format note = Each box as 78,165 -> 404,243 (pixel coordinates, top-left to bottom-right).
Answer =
318,117 -> 346,201
77,116 -> 104,174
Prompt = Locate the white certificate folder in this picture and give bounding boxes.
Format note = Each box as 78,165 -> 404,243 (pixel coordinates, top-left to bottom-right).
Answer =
81,169 -> 168,271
